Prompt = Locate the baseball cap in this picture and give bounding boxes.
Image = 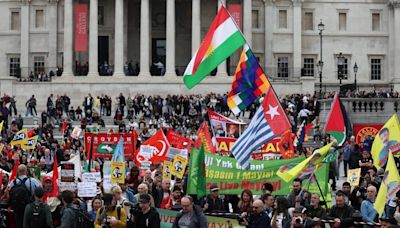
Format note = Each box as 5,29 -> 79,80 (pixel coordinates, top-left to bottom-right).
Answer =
210,184 -> 219,192
139,193 -> 151,204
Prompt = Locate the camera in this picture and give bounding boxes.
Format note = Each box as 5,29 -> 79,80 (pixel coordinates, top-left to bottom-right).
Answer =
295,216 -> 303,224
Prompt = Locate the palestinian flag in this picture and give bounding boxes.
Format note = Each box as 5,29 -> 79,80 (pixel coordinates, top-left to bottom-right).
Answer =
183,6 -> 246,89
324,93 -> 352,146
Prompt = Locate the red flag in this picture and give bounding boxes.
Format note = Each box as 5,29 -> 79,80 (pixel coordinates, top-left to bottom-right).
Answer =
194,121 -> 216,154
166,129 -> 193,150
61,120 -> 67,134
262,88 -> 291,136
51,155 -> 59,196
136,129 -> 170,165
8,159 -> 19,188
27,128 -> 35,138
279,130 -> 294,159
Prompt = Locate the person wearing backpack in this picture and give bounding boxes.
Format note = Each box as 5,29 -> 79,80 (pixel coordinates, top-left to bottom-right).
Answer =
9,164 -> 41,228
58,190 -> 79,228
23,186 -> 52,228
95,193 -> 127,228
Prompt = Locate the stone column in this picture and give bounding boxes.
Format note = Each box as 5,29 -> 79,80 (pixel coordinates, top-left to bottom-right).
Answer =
243,0 -> 252,47
264,0 -> 274,74
292,0 -> 302,81
20,1 -> 30,77
62,0 -> 74,76
391,0 -> 400,90
217,0 -> 228,77
165,0 -> 176,76
139,0 -> 150,77
88,0 -> 98,77
48,1 -> 58,72
192,0 -> 201,56
113,0 -> 125,77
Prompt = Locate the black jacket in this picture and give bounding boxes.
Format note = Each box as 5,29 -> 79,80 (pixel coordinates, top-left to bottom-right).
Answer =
172,205 -> 207,228
247,211 -> 271,228
327,204 -> 354,227
202,195 -> 228,213
133,207 -> 160,228
305,205 -> 326,219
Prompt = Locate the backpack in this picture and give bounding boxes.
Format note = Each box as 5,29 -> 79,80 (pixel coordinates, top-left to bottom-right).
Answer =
9,177 -> 32,214
73,208 -> 95,228
29,201 -> 50,228
99,206 -> 122,221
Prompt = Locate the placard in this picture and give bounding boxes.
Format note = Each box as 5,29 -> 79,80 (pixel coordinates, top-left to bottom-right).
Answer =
71,127 -> 82,139
82,172 -> 101,183
110,161 -> 125,184
103,175 -> 117,193
162,160 -> 172,182
166,147 -> 188,159
60,162 -> 75,182
59,182 -> 77,192
347,168 -> 361,189
77,182 -> 97,197
170,155 -> 187,179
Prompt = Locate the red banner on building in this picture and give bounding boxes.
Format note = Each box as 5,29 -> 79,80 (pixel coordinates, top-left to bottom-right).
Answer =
84,132 -> 137,159
74,4 -> 88,52
353,124 -> 383,144
228,4 -> 242,29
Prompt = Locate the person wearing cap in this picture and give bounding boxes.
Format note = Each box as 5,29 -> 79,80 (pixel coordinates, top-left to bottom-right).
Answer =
23,187 -> 53,228
173,195 -> 207,228
131,193 -> 160,228
202,184 -> 228,213
95,193 -> 127,228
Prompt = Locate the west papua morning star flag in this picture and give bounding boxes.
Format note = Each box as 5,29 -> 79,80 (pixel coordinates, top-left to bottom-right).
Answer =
231,88 -> 291,169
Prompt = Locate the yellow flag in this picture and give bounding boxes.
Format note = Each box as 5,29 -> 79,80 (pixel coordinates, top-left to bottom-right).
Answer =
162,160 -> 172,182
277,143 -> 333,182
10,129 -> 28,146
110,161 -> 125,184
374,153 -> 400,216
371,114 -> 400,171
0,121 -> 3,133
347,168 -> 361,190
170,155 -> 188,179
21,135 -> 39,150
0,144 -> 4,153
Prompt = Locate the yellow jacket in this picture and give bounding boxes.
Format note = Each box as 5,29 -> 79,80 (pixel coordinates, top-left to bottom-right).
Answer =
94,206 -> 127,228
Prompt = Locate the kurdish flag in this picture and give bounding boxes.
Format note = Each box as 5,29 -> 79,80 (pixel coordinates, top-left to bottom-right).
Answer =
227,44 -> 270,115
324,93 -> 352,146
183,6 -> 246,89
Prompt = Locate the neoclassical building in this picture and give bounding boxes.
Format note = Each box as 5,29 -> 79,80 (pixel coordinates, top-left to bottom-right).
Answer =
0,0 -> 399,107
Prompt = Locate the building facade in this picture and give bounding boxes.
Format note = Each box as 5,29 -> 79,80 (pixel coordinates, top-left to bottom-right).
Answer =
0,0 -> 399,107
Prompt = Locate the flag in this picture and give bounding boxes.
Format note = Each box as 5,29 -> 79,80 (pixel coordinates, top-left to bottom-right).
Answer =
227,44 -> 270,115
231,87 -> 291,169
21,135 -> 39,150
0,121 -> 4,134
279,130 -> 294,159
374,153 -> 400,217
324,93 -> 352,146
111,137 -> 125,162
8,159 -> 19,188
61,120 -> 67,135
183,6 -> 246,89
293,121 -> 314,147
277,143 -> 333,182
49,155 -> 59,199
27,128 -> 35,138
371,114 -> 400,171
187,144 -> 207,198
194,122 -> 216,154
136,129 -> 170,165
10,129 -> 28,146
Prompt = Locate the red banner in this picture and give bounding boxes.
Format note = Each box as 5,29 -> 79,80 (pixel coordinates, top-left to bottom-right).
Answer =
228,4 -> 242,29
216,137 -> 283,159
84,132 -> 137,159
74,4 -> 88,52
166,129 -> 193,150
353,124 -> 383,144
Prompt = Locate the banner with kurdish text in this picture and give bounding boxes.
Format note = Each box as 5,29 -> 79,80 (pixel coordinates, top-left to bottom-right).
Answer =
158,209 -> 244,228
193,152 -> 329,196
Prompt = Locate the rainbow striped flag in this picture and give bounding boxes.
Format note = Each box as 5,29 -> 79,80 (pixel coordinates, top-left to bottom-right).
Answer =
227,44 -> 270,115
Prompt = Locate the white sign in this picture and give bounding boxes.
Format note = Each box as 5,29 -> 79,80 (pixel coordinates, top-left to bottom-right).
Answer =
59,182 -> 77,192
77,182 -> 97,197
103,175 -> 117,193
82,172 -> 101,183
139,145 -> 156,158
71,127 -> 82,139
166,147 -> 188,159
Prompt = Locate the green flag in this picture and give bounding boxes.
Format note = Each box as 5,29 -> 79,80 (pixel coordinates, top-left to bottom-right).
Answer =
187,145 -> 206,198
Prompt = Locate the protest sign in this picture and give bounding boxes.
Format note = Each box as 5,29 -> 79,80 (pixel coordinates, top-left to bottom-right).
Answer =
71,127 -> 82,139
84,132 -> 137,159
77,182 -> 97,197
103,175 -> 117,193
170,155 -> 187,179
347,168 -> 361,189
166,147 -> 188,159
60,162 -> 75,182
82,172 -> 101,183
59,182 -> 77,192
162,160 -> 172,182
166,129 -> 193,150
110,161 -> 125,183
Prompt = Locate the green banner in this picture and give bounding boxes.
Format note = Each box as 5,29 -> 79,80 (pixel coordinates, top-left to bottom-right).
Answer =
158,209 -> 244,228
188,152 -> 329,196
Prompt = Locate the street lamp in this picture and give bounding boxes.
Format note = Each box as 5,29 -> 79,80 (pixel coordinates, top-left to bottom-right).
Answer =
318,20 -> 325,96
337,52 -> 345,85
353,62 -> 358,91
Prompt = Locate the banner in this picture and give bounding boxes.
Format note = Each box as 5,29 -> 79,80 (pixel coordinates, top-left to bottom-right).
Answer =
347,168 -> 361,189
84,132 -> 137,159
162,161 -> 172,182
60,162 -> 75,182
74,4 -> 88,52
77,182 -> 97,197
188,152 -> 329,195
110,161 -> 125,184
82,172 -> 101,183
166,129 -> 193,150
228,4 -> 242,30
170,155 -> 187,179
71,126 -> 82,139
158,209 -> 244,228
353,124 -> 383,144
208,110 -> 247,139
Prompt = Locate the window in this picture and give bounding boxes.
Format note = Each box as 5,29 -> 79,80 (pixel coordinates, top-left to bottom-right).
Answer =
339,12 -> 347,31
34,56 -> 45,74
98,6 -> 104,25
10,11 -> 20,31
303,12 -> 313,30
279,10 -> 287,29
372,13 -> 380,31
303,58 -> 314,76
35,9 -> 44,28
277,57 -> 289,78
252,10 -> 259,29
337,57 -> 348,80
371,58 -> 381,80
9,57 -> 20,77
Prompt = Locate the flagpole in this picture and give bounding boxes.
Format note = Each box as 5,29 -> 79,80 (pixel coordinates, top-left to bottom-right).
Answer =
88,135 -> 94,172
304,152 -> 329,209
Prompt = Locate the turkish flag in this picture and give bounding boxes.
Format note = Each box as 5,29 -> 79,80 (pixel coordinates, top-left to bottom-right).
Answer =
136,129 -> 170,165
262,88 -> 291,136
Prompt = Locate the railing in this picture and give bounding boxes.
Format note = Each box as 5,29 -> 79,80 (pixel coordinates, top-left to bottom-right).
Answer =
13,67 -> 62,82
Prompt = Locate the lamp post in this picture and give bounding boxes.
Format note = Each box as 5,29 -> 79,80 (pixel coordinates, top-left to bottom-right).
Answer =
337,52 -> 345,85
318,20 -> 324,96
353,62 -> 358,91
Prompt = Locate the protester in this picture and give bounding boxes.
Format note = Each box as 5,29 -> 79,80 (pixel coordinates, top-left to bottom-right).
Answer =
59,190 -> 78,228
95,193 -> 126,228
23,187 -> 53,228
131,193 -> 160,228
327,193 -> 355,227
287,178 -> 310,208
202,184 -> 228,213
361,186 -> 378,226
173,195 -> 207,228
240,199 -> 271,228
